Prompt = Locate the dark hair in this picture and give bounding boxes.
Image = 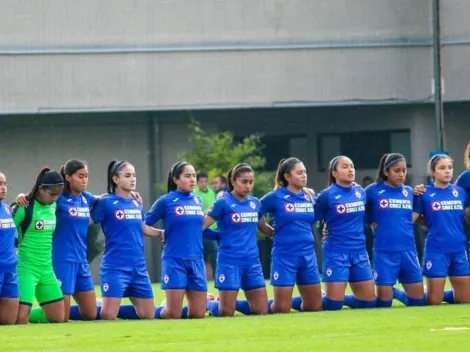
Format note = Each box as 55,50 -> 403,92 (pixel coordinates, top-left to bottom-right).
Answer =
376,153 -> 406,182
227,163 -> 254,191
107,160 -> 130,194
196,171 -> 208,182
215,175 -> 227,185
60,159 -> 87,194
327,155 -> 348,186
26,167 -> 64,200
428,154 -> 452,171
274,157 -> 302,190
167,161 -> 191,192
465,141 -> 470,169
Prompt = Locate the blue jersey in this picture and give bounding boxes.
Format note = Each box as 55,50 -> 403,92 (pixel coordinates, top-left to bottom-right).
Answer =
0,202 -> 17,272
208,193 -> 262,264
413,184 -> 468,252
456,170 -> 470,200
314,184 -> 366,252
365,182 -> 415,251
260,187 -> 315,256
145,190 -> 204,259
52,191 -> 98,263
91,194 -> 145,267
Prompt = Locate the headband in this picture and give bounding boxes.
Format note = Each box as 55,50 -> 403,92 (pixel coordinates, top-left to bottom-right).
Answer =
384,155 -> 405,169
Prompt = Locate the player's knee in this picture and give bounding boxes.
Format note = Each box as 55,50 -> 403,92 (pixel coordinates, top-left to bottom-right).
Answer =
302,301 -> 323,312
251,306 -> 268,315
101,311 -> 118,320
219,307 -> 235,317
427,294 -> 442,305
273,302 -> 291,314
166,309 -> 183,319
81,311 -> 97,321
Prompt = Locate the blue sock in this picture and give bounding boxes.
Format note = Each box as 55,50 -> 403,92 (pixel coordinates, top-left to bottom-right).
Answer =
291,296 -> 302,312
69,305 -> 82,320
344,295 -> 376,309
376,299 -> 393,308
392,288 -> 408,305
443,290 -> 455,304
267,298 -> 274,314
235,300 -> 252,315
207,300 -> 220,317
322,297 -> 344,311
154,306 -> 164,319
181,306 -> 189,319
407,296 -> 427,306
117,304 -> 140,320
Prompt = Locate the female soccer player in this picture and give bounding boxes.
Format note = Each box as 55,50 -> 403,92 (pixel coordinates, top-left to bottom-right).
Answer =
314,156 -> 376,310
365,153 -> 425,307
456,141 -> 470,200
413,154 -> 470,305
0,171 -> 19,325
13,168 -> 65,324
204,163 -> 270,317
145,161 -> 207,319
260,158 -> 322,313
91,160 -> 161,320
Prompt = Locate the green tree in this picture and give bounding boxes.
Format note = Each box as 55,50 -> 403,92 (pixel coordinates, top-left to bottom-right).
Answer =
178,119 -> 274,198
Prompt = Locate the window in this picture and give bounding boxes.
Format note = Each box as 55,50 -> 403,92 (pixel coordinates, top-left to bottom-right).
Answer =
317,130 -> 411,171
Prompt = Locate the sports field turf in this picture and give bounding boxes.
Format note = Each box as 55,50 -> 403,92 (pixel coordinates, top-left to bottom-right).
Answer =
1,282 -> 469,352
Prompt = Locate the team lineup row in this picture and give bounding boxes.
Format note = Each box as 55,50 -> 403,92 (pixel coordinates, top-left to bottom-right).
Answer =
1,145 -> 470,325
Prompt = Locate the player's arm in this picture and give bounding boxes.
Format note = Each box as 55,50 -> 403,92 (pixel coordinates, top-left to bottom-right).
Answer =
142,223 -> 164,237
203,198 -> 224,230
257,217 -> 274,237
464,207 -> 470,223
412,194 -> 424,223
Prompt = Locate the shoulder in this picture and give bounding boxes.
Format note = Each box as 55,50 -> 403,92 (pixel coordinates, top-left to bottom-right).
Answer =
247,196 -> 261,206
365,182 -> 378,193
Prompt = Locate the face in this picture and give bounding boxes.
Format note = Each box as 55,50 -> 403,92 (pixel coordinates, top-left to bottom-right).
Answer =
212,176 -> 225,192
0,173 -> 7,201
385,161 -> 407,187
175,165 -> 197,192
38,185 -> 64,204
232,171 -> 254,197
113,164 -> 136,192
67,167 -> 88,193
431,157 -> 453,183
285,162 -> 307,189
332,157 -> 355,184
197,177 -> 208,191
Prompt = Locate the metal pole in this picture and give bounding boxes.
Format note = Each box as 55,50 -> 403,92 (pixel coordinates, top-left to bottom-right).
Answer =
432,0 -> 445,151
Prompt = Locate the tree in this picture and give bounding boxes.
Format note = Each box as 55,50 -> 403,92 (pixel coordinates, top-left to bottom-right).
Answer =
178,119 -> 274,198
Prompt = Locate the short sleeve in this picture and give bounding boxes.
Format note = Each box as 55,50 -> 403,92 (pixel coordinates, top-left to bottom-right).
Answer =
91,198 -> 106,224
12,206 -> 25,228
144,196 -> 167,226
313,190 -> 329,223
260,191 -> 276,216
413,195 -> 424,215
456,172 -> 470,200
208,197 -> 226,221
83,191 -> 100,210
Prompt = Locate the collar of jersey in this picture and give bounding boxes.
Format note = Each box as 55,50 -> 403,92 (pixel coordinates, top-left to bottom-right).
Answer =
280,186 -> 305,199
381,182 -> 404,192
332,183 -> 354,192
174,190 -> 192,197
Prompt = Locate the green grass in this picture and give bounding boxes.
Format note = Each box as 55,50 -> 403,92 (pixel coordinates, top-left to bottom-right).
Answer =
2,282 -> 469,352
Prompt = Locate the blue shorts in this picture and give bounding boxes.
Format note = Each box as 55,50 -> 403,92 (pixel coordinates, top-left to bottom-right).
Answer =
373,250 -> 422,286
271,253 -> 321,286
215,262 -> 265,291
161,257 -> 207,292
423,251 -> 470,278
53,262 -> 94,295
322,250 -> 373,283
0,272 -> 19,299
100,264 -> 154,299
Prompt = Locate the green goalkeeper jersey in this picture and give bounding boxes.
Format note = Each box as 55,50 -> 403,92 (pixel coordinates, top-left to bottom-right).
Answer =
13,200 -> 57,268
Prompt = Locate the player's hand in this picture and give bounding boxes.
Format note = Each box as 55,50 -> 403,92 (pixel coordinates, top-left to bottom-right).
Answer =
413,184 -> 426,196
370,222 -> 377,230
131,191 -> 143,204
16,193 -> 29,207
322,226 -> 329,243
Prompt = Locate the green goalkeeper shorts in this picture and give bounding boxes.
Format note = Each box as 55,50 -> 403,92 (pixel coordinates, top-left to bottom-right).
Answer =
17,266 -> 63,306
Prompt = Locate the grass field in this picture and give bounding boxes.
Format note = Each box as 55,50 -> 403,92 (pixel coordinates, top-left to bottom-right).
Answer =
1,282 -> 470,352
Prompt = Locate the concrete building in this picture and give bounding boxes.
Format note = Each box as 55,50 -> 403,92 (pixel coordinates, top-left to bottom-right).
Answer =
1,0 -> 470,281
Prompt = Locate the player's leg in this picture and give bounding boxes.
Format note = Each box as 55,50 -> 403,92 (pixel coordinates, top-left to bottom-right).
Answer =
203,238 -> 215,281
448,251 -> 470,303
53,261 -> 77,322
295,253 -> 322,311
399,250 -> 425,306
322,251 -> 349,310
270,254 -> 296,313
0,272 -> 19,325
348,252 -> 376,308
242,263 -> 268,315
36,270 -> 65,323
72,263 -> 97,320
186,258 -> 208,319
374,251 -> 399,307
16,268 -> 36,324
157,258 -> 187,319
210,262 -> 239,317
99,267 -> 129,320
423,251 -> 447,305
126,264 -> 155,319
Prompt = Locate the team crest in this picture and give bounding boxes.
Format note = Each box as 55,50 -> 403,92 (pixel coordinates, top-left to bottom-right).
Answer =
218,274 -> 225,283
453,189 -> 459,198
175,206 -> 185,216
326,268 -> 333,277
5,207 -> 10,215
355,191 -> 361,199
50,208 -> 55,214
57,279 -> 62,287
335,204 -> 346,214
249,201 -> 256,209
164,275 -> 169,284
103,283 -> 109,292
379,199 -> 389,209
194,197 -> 200,205
35,220 -> 44,230
373,271 -> 378,281
82,196 -> 88,204
273,271 -> 279,281
133,200 -> 140,207
231,213 -> 241,223
426,261 -> 432,270
115,210 -> 125,220
431,202 -> 442,211
402,189 -> 408,197
284,203 -> 295,212
68,207 -> 78,217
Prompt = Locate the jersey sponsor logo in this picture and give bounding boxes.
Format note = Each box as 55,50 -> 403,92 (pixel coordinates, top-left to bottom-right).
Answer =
249,201 -> 256,209
174,205 -> 204,216
69,207 -> 78,216
115,210 -> 125,220
379,199 -> 389,209
285,202 -> 314,213
114,209 -> 143,220
335,201 -> 365,214
336,204 -> 346,214
272,271 -> 279,281
231,213 -> 241,223
378,198 -> 412,210
285,203 -> 295,212
218,274 -> 225,283
431,200 -> 463,211
103,283 -> 109,292
35,220 -> 44,230
0,218 -> 15,229
68,206 -> 90,217
231,212 -> 258,223
34,219 -> 55,230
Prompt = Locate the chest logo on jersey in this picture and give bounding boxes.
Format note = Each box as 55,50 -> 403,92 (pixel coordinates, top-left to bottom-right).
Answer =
378,199 -> 412,210
34,220 -> 55,230
231,212 -> 258,223
285,202 -> 314,213
174,205 -> 204,216
68,207 -> 90,218
335,201 -> 365,214
114,209 -> 142,220
431,200 -> 463,211
0,218 -> 15,229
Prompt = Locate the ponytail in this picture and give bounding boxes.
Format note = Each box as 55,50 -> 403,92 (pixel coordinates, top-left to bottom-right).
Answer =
107,160 -> 129,194
26,167 -> 50,200
167,161 -> 190,193
227,163 -> 253,191
26,167 -> 64,200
